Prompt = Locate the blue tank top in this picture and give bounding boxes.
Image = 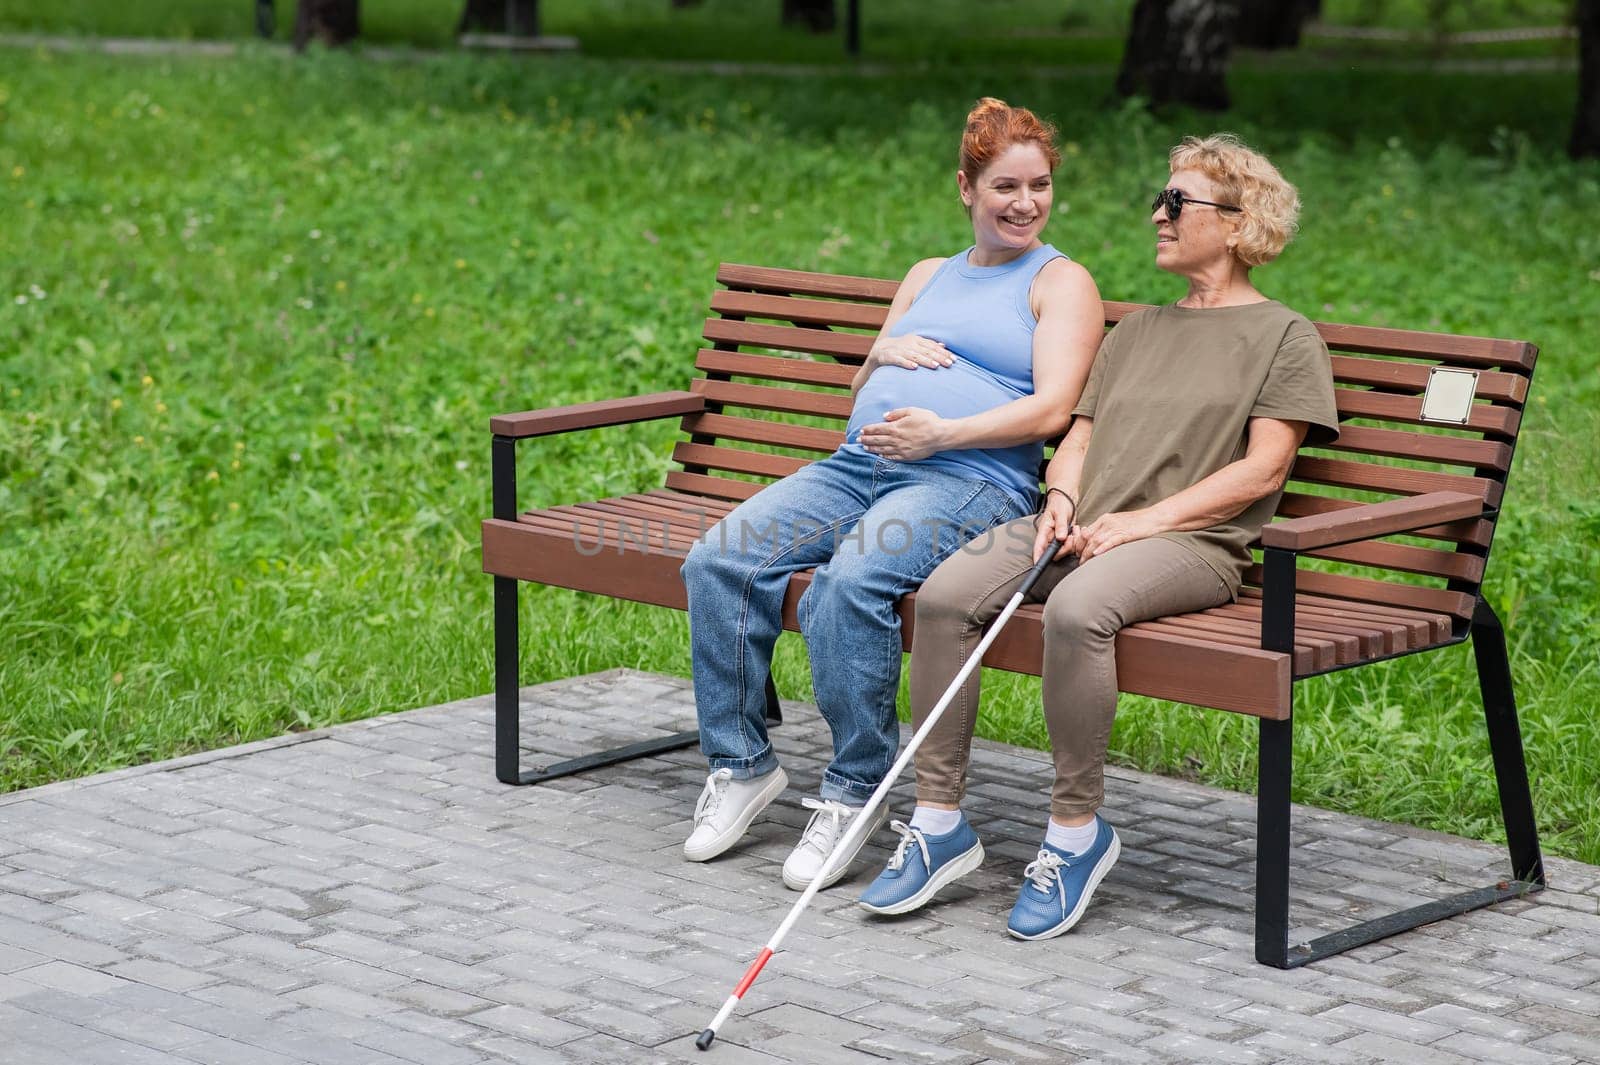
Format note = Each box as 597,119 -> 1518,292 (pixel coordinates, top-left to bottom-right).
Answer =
845,243 -> 1064,506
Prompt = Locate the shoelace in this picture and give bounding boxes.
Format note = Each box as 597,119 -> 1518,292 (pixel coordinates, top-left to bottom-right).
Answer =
884,820 -> 930,873
796,797 -> 854,854
692,768 -> 734,827
1022,848 -> 1070,914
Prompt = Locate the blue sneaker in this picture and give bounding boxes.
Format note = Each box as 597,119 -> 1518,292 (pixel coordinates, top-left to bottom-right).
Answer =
858,817 -> 985,916
1006,817 -> 1120,940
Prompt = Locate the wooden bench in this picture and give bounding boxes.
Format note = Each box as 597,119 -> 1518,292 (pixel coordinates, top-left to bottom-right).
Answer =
482,263 -> 1545,968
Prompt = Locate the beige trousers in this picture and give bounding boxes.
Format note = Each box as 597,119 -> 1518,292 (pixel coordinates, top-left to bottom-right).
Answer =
909,517 -> 1231,820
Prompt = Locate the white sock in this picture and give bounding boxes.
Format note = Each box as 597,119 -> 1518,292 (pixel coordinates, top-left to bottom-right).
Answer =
910,806 -> 963,835
1044,817 -> 1099,856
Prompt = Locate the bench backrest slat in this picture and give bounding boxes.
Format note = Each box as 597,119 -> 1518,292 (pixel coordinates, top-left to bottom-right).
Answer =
715,263 -> 898,302
704,318 -> 875,360
672,442 -> 809,480
681,411 -> 841,453
1327,354 -> 1528,405
695,349 -> 856,389
1304,540 -> 1485,583
1289,456 -> 1501,505
710,290 -> 890,329
1275,493 -> 1493,547
1332,388 -> 1520,438
683,263 -> 1536,624
690,378 -> 853,420
665,468 -> 765,501
1318,423 -> 1511,472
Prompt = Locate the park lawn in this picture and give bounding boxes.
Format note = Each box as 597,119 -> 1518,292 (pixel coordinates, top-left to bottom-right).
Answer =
0,0 -> 1581,64
1,47 -> 1597,866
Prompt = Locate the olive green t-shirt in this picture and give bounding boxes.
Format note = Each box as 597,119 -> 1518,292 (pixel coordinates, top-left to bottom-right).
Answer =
1071,301 -> 1339,595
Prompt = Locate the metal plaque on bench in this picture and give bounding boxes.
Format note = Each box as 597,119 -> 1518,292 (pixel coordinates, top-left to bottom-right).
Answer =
1420,367 -> 1479,425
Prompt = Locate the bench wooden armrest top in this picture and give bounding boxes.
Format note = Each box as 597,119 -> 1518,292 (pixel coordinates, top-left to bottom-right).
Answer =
490,391 -> 706,439
1260,490 -> 1487,552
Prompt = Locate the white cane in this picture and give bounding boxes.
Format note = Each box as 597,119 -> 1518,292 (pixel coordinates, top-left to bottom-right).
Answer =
695,547 -> 1057,1051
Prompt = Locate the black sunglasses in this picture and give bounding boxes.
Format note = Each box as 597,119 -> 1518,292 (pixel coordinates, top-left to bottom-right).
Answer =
1151,187 -> 1241,221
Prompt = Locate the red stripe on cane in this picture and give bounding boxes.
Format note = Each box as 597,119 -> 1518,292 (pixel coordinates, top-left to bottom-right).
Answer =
733,948 -> 774,999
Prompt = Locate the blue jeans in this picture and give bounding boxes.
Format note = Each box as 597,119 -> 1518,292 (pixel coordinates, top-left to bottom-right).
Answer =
680,446 -> 1028,803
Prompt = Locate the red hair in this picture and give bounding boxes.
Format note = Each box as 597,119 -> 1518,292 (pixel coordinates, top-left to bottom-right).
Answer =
959,97 -> 1061,177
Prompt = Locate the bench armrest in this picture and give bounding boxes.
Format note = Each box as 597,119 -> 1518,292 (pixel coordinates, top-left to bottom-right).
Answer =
490,391 -> 706,439
1260,491 -> 1487,552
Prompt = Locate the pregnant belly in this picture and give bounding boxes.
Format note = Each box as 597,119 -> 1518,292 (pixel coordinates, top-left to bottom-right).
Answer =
846,359 -> 1025,443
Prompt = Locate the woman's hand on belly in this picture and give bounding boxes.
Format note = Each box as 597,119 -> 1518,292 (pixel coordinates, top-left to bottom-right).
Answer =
857,407 -> 952,462
867,334 -> 954,372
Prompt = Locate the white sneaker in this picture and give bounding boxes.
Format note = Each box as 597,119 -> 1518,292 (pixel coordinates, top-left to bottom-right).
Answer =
781,797 -> 887,891
683,767 -> 789,862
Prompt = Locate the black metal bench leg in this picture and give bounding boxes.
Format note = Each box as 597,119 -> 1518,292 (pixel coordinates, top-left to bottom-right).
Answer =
492,428 -> 705,786
1256,715 -> 1294,967
1253,681 -> 1543,968
492,569 -> 782,785
494,576 -> 523,785
1254,550 -> 1545,967
1472,600 -> 1546,886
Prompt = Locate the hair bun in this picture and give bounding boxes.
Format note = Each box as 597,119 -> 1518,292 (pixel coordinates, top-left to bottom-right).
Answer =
966,96 -> 1010,123
959,98 -> 1060,177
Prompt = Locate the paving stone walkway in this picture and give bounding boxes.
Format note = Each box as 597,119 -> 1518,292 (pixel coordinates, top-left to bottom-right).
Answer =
2,669 -> 1598,1065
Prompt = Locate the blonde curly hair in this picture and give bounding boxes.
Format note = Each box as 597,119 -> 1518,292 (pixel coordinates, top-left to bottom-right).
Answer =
1168,134 -> 1300,267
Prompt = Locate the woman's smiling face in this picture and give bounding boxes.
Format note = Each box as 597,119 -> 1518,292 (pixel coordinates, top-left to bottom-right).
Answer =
1153,166 -> 1241,277
960,142 -> 1054,255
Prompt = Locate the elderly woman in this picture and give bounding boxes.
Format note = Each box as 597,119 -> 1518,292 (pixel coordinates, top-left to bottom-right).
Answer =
678,99 -> 1104,891
859,134 -> 1339,939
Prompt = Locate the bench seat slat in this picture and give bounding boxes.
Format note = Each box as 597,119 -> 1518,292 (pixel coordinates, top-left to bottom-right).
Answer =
1148,614 -> 1338,671
1182,607 -> 1372,662
640,488 -> 739,515
1239,587 -> 1450,642
1213,599 -> 1427,655
548,499 -> 715,542
1207,602 -> 1392,657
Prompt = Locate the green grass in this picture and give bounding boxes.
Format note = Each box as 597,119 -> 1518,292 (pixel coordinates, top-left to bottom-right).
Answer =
1,46 -> 1597,868
0,0 -> 1579,65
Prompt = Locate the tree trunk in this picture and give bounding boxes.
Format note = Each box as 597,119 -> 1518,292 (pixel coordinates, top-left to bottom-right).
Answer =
782,0 -> 837,33
1116,0 -> 1241,110
293,0 -> 359,49
1574,0 -> 1600,160
1234,0 -> 1319,50
458,0 -> 540,36
256,0 -> 275,39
